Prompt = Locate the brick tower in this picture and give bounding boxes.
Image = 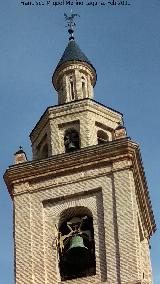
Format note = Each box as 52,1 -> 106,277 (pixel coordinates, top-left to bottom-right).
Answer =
4,20 -> 156,284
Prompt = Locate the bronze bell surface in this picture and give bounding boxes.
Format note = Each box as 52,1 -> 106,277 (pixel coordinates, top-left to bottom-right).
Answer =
68,141 -> 77,152
64,235 -> 89,265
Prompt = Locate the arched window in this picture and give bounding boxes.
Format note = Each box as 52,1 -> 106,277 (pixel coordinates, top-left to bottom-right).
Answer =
69,76 -> 75,100
81,76 -> 86,97
64,129 -> 80,153
97,130 -> 109,145
58,207 -> 96,281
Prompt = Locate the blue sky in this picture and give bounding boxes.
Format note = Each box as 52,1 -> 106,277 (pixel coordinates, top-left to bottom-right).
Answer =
0,0 -> 160,283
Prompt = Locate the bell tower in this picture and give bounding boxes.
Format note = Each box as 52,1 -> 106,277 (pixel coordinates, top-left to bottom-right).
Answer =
4,14 -> 156,284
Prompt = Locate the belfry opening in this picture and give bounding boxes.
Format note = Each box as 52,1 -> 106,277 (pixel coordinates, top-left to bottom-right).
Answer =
58,207 -> 96,281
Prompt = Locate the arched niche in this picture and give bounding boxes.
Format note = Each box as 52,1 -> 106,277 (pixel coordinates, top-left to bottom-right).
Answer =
64,128 -> 80,153
69,75 -> 75,100
81,76 -> 87,98
58,206 -> 96,281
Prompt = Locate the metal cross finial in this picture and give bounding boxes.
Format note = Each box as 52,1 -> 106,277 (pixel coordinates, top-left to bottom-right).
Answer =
64,12 -> 80,40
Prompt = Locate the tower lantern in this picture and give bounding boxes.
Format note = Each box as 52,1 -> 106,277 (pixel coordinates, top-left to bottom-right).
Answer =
52,12 -> 96,105
4,16 -> 156,284
52,40 -> 96,105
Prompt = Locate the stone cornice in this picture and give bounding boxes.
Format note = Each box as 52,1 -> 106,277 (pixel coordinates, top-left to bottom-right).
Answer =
130,146 -> 156,238
4,138 -> 131,188
3,138 -> 156,238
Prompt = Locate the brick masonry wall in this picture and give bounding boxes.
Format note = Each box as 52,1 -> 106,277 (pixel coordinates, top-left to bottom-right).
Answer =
14,193 -> 33,284
30,100 -> 122,159
12,157 -> 153,284
140,239 -> 152,283
53,63 -> 95,105
112,169 -> 138,282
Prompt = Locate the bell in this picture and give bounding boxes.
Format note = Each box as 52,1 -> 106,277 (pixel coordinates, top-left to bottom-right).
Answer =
64,235 -> 89,265
68,141 -> 76,152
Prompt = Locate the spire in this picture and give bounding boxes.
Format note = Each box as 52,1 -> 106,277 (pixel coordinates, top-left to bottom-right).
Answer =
52,14 -> 97,105
54,40 -> 96,74
54,12 -> 96,73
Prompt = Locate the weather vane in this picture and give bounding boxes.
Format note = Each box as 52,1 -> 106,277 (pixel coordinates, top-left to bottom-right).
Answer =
64,11 -> 80,41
